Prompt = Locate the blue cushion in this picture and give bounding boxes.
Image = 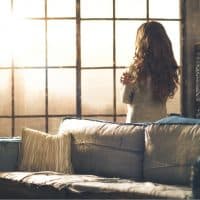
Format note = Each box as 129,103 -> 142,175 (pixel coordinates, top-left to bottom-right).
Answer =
0,137 -> 21,171
155,115 -> 200,124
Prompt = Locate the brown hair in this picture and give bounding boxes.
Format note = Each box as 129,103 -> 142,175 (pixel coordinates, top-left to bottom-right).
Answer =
129,21 -> 179,102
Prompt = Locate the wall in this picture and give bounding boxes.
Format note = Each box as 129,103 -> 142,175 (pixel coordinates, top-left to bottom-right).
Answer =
182,0 -> 200,117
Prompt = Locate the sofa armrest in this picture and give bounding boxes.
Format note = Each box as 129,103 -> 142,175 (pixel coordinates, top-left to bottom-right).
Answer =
0,137 -> 21,171
192,157 -> 200,199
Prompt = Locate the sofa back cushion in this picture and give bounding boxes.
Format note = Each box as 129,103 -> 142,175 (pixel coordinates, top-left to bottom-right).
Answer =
58,118 -> 145,180
0,137 -> 21,171
144,117 -> 200,186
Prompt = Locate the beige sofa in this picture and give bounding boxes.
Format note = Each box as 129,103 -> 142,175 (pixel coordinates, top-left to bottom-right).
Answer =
0,116 -> 200,199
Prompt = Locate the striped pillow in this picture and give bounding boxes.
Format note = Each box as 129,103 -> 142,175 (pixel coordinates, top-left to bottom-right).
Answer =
19,128 -> 73,174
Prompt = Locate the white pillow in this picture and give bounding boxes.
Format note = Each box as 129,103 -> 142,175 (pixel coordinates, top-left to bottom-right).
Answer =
19,128 -> 73,174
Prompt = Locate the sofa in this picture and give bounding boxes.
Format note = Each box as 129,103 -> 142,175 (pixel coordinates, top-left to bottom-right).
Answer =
0,116 -> 200,199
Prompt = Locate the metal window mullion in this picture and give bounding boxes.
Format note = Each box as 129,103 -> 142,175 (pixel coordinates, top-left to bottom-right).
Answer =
11,0 -> 15,137
147,0 -> 149,21
11,60 -> 15,137
45,0 -> 48,132
76,0 -> 81,118
113,0 -> 117,122
181,0 -> 186,115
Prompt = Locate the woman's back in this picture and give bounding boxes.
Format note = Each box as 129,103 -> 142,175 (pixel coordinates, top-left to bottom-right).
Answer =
123,77 -> 167,123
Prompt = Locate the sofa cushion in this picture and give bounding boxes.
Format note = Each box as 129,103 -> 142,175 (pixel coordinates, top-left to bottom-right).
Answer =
0,172 -> 192,199
0,137 -> 21,171
58,118 -> 145,180
144,121 -> 200,186
156,115 -> 200,124
19,128 -> 73,174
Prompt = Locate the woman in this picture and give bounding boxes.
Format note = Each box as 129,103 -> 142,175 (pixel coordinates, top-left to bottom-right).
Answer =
121,21 -> 179,123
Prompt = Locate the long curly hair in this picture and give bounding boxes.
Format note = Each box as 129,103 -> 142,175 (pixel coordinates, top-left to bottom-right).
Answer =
129,21 -> 179,103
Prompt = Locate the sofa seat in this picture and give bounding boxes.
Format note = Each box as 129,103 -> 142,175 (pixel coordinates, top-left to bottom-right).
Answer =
0,171 -> 192,199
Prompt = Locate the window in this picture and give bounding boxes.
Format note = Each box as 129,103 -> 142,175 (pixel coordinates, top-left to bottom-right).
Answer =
0,0 -> 182,136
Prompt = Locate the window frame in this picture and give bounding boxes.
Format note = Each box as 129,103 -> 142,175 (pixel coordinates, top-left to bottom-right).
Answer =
0,0 -> 183,136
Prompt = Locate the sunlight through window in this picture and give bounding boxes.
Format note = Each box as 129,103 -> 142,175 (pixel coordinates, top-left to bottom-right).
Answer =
47,0 -> 75,17
81,0 -> 113,18
13,19 -> 45,67
13,0 -> 44,18
116,21 -> 145,66
116,0 -> 146,18
0,0 -> 182,136
149,0 -> 180,19
47,20 -> 76,66
81,21 -> 113,67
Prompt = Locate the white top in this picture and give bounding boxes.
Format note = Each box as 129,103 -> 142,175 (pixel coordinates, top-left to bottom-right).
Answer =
121,78 -> 167,123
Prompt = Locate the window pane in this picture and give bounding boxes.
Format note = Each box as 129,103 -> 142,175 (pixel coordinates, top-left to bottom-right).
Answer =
81,0 -> 112,18
0,119 -> 12,137
81,21 -> 113,67
116,68 -> 127,115
116,0 -> 146,18
0,70 -> 11,115
15,118 -> 45,136
0,0 -> 11,18
13,20 -> 45,67
48,117 -> 64,135
149,0 -> 180,19
116,116 -> 126,123
13,0 -> 44,18
116,20 -> 145,67
0,19 -> 12,67
15,69 -> 45,115
47,0 -> 75,17
48,20 -> 76,66
82,69 -> 113,115
159,21 -> 181,65
48,69 -> 76,114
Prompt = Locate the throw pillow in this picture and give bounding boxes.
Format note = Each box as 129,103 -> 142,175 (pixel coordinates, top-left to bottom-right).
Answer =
19,128 -> 73,174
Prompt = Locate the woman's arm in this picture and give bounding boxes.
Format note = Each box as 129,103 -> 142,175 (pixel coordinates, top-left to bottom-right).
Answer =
121,84 -> 135,104
120,72 -> 135,104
